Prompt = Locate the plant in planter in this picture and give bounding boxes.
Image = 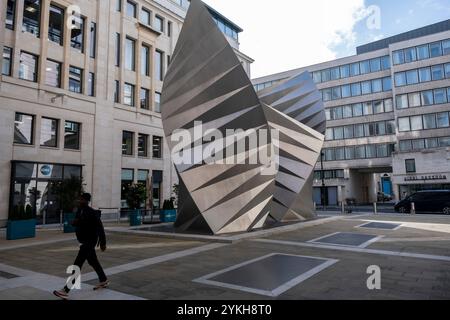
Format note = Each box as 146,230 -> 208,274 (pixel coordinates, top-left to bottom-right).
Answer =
161,198 -> 177,223
53,176 -> 84,233
124,183 -> 147,226
7,202 -> 36,240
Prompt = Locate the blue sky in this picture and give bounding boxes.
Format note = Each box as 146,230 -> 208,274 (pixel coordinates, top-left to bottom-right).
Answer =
201,0 -> 450,78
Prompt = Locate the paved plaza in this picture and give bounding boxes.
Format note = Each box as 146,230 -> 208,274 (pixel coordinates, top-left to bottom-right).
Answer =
0,213 -> 450,300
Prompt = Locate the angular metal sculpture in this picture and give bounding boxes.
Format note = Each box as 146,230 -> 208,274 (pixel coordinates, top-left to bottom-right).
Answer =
161,0 -> 326,235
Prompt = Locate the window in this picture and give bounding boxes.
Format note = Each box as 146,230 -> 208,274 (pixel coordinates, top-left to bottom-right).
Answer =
70,16 -> 85,52
115,33 -> 121,67
383,77 -> 392,91
396,95 -> 408,109
141,8 -> 151,25
399,140 -> 412,152
14,113 -> 34,145
19,51 -> 38,82
48,4 -> 64,45
64,121 -> 80,150
434,88 -> 447,104
88,72 -> 95,96
440,137 -> 450,147
312,72 -> 321,83
45,59 -> 61,87
381,56 -> 390,70
331,87 -> 341,100
371,79 -> 382,93
332,107 -> 343,120
324,149 -> 335,161
340,65 -> 350,78
330,67 -> 340,80
364,123 -> 375,137
354,124 -> 364,138
345,147 -> 354,160
355,146 -> 366,159
377,144 -> 388,158
325,128 -> 333,141
429,42 -> 442,57
398,118 -> 410,132
2,47 -> 13,76
141,45 -> 150,76
437,112 -> 449,128
393,50 -> 404,65
431,65 -> 444,81
373,100 -> 384,114
408,92 -> 421,108
69,66 -> 83,93
404,47 -> 417,63
343,126 -> 353,139
126,1 -> 136,18
123,83 -> 135,106
90,22 -> 96,58
395,72 -> 406,87
22,0 -> 41,36
410,115 -> 423,131
152,136 -> 163,158
350,63 -> 360,76
125,37 -> 135,71
154,15 -> 164,32
421,90 -> 434,106
341,85 -> 351,98
363,102 -> 373,115
138,134 -> 149,157
325,110 -> 331,121
114,80 -> 120,103
40,118 -> 58,147
360,60 -> 370,74
419,67 -> 431,82
443,39 -> 450,55
445,63 -> 450,78
417,44 -> 429,60
6,0 -> 16,30
122,131 -> 134,156
335,148 -> 345,160
366,145 -> 376,158
351,83 -> 361,96
386,121 -> 395,134
406,70 -> 418,85
423,114 -> 437,129
322,89 -> 331,102
370,58 -> 381,72
405,159 -> 416,173
155,92 -> 161,113
361,81 -> 371,95
321,69 -> 330,82
412,139 -> 425,150
352,103 -> 363,117
343,105 -> 353,118
140,88 -> 149,109
121,169 -> 134,207
155,50 -> 164,81
425,138 -> 438,149
384,98 -> 393,112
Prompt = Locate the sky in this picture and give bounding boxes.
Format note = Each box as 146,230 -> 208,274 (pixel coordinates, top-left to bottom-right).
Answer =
200,0 -> 450,79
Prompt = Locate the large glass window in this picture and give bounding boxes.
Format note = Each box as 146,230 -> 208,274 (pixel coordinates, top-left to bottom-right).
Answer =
419,67 -> 431,82
421,90 -> 434,106
383,77 -> 392,91
381,56 -> 390,70
330,67 -> 340,81
360,60 -> 370,74
122,131 -> 134,155
69,66 -> 83,93
361,81 -> 371,95
70,16 -> 85,52
126,0 -> 137,18
141,8 -> 151,25
141,45 -> 150,76
121,169 -> 134,208
48,4 -> 64,45
155,92 -> 161,113
123,83 -> 135,106
434,88 -> 447,104
351,83 -> 361,96
6,0 -> 16,30
125,37 -> 135,71
371,79 -> 382,93
355,146 -> 366,159
350,63 -> 360,76
363,102 -> 373,115
345,147 -> 354,160
312,72 -> 321,83
443,39 -> 450,55
431,65 -> 444,81
2,47 -> 13,76
340,65 -> 350,78
152,136 -> 163,158
370,58 -> 381,72
373,100 -> 384,114
406,70 -> 419,85
154,15 -> 164,32
325,128 -> 333,141
14,113 -> 34,145
429,42 -> 442,57
155,50 -> 164,81
22,0 -> 41,36
354,124 -> 364,138
335,148 -> 345,161
64,121 -> 81,150
377,144 -> 388,158
19,51 -> 38,82
138,133 -> 149,157
341,85 -> 351,98
40,118 -> 58,147
384,98 -> 393,112
395,72 -> 406,87
140,88 -> 149,109
366,145 -> 376,158
343,105 -> 353,118
352,103 -> 363,117
398,118 -> 410,132
423,114 -> 437,129
90,22 -> 96,58
331,87 -> 341,100
322,89 -> 331,102
396,94 -> 408,109
445,64 -> 450,79
393,50 -> 404,65
404,47 -> 417,63
343,126 -> 353,139
410,116 -> 423,131
408,92 -> 421,108
437,112 -> 449,128
45,60 -> 61,87
417,44 -> 429,60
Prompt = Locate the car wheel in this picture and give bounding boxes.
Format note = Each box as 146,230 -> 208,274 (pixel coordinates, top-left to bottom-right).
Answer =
398,207 -> 407,214
443,207 -> 450,215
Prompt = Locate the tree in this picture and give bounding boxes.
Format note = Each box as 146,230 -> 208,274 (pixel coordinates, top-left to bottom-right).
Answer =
53,176 -> 85,213
124,183 -> 147,210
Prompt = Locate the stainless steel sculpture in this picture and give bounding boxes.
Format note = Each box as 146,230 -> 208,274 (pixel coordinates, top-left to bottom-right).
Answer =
161,0 -> 326,235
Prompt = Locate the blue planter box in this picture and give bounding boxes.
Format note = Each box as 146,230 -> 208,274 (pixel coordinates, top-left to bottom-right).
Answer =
7,219 -> 36,240
160,209 -> 177,223
64,212 -> 77,234
129,210 -> 142,226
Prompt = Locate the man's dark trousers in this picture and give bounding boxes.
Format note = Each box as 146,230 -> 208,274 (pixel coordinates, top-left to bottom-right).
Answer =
73,243 -> 107,283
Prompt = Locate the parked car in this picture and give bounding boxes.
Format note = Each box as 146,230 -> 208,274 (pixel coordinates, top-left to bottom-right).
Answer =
394,190 -> 450,214
377,192 -> 393,202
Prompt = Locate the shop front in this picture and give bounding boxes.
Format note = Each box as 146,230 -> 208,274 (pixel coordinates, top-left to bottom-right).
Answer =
10,161 -> 83,225
397,174 -> 450,199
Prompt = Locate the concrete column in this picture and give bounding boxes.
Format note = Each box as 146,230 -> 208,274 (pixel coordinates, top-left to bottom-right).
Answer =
12,0 -> 25,79
38,0 -> 50,85
150,45 -> 156,111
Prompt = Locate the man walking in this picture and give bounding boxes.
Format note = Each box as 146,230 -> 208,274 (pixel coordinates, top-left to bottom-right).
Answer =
53,193 -> 109,299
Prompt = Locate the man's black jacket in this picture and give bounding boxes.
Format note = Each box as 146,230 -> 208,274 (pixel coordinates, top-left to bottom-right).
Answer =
72,206 -> 106,246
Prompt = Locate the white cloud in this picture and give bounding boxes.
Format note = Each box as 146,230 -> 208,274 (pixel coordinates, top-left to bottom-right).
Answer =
202,0 -> 371,78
